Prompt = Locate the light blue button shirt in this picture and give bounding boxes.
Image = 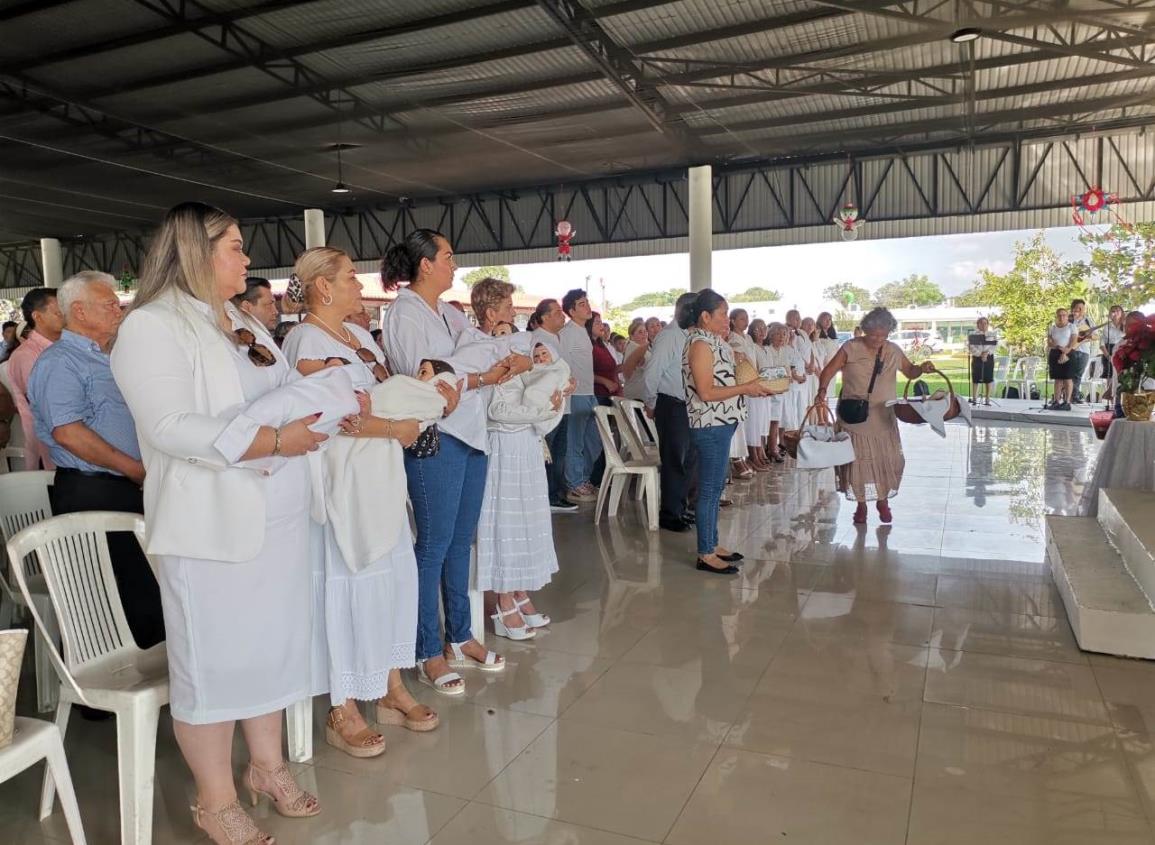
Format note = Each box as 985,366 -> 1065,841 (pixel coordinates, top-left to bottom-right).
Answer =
642,323 -> 689,407
28,330 -> 141,473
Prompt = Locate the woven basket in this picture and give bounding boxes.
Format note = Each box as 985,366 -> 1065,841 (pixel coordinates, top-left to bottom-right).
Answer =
896,368 -> 961,425
0,629 -> 28,749
734,359 -> 759,385
782,401 -> 835,459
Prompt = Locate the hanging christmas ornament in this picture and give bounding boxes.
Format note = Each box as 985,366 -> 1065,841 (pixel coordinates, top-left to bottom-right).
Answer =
1071,185 -> 1127,231
555,220 -> 575,261
833,203 -> 864,241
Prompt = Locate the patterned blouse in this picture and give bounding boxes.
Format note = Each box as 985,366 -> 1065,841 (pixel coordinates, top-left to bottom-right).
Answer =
682,328 -> 747,429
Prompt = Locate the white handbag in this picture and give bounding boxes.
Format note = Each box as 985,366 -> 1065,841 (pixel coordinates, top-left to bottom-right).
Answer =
796,404 -> 856,470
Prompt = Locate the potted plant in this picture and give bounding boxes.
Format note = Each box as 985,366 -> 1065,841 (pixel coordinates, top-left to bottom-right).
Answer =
1112,315 -> 1155,421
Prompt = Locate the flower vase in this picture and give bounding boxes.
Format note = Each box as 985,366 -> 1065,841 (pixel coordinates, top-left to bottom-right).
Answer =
1120,391 -> 1155,421
0,629 -> 28,748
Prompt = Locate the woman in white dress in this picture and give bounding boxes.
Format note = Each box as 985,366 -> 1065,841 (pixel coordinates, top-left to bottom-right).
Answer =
812,312 -> 842,376
283,247 -> 447,758
764,323 -> 806,451
471,279 -> 567,639
749,319 -> 782,463
111,203 -> 328,845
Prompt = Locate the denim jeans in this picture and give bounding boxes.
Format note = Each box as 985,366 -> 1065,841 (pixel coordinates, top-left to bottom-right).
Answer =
1070,350 -> 1089,400
545,416 -> 568,502
564,394 -> 602,490
405,432 -> 489,660
690,422 -> 736,556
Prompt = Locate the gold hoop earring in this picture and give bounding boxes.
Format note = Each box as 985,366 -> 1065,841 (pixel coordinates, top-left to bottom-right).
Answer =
322,293 -> 333,306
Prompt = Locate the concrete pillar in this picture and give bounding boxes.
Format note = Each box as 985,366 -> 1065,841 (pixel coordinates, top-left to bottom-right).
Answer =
688,165 -> 712,292
39,238 -> 63,287
304,209 -> 326,249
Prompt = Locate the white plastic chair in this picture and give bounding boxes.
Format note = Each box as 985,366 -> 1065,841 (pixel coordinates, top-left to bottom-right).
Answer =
1082,356 -> 1108,404
0,445 -> 26,474
611,397 -> 660,464
1,716 -> 87,843
990,356 -> 1011,396
0,470 -> 58,712
7,511 -> 169,845
592,406 -> 658,530
1007,355 -> 1041,399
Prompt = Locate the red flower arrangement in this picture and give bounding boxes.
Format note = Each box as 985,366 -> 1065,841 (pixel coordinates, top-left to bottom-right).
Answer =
1113,315 -> 1155,393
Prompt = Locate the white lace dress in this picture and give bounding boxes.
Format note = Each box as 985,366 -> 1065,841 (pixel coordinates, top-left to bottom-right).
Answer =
476,376 -> 562,593
285,322 -> 418,703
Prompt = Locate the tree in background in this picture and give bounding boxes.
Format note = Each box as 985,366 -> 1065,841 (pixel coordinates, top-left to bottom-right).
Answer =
730,286 -> 782,303
952,285 -> 987,307
461,265 -> 511,288
1081,222 -> 1155,310
822,282 -> 872,310
871,274 -> 946,308
969,233 -> 1089,356
833,309 -> 858,330
620,287 -> 685,311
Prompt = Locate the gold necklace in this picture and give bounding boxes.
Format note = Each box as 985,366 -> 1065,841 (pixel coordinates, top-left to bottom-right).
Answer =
306,312 -> 354,345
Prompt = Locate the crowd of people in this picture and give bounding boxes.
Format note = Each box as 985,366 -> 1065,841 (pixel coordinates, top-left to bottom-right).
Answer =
0,201 -> 942,845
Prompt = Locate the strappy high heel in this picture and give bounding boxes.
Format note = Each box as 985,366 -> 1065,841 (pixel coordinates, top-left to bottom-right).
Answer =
491,605 -> 536,640
325,705 -> 386,758
244,762 -> 321,818
514,596 -> 550,628
191,800 -> 274,845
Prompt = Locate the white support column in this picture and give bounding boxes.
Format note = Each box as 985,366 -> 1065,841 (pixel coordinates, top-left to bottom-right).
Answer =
688,165 -> 712,292
39,238 -> 63,287
303,209 -> 326,249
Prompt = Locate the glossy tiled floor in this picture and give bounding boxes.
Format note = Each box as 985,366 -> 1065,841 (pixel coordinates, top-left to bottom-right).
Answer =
6,422 -> 1155,844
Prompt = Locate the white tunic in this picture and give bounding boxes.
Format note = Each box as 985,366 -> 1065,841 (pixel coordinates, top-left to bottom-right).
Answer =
286,322 -> 418,703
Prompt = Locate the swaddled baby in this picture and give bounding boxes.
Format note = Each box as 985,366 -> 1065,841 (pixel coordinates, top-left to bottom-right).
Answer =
518,343 -> 573,415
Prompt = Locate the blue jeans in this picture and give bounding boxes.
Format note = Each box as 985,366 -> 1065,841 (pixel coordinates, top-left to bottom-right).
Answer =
564,394 -> 602,490
405,433 -> 488,660
690,423 -> 736,555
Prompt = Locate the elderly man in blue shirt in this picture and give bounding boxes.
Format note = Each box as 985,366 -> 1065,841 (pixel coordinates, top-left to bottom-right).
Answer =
28,270 -> 164,648
643,291 -> 700,533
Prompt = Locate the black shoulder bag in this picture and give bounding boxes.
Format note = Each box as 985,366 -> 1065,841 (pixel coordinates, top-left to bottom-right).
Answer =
836,346 -> 883,425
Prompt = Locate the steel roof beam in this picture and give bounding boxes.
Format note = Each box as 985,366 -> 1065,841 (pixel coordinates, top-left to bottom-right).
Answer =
0,0 -> 77,24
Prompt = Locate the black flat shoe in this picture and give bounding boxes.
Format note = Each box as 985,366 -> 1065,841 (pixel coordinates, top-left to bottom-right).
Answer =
718,551 -> 744,562
660,517 -> 692,533
681,513 -> 696,526
696,558 -> 739,575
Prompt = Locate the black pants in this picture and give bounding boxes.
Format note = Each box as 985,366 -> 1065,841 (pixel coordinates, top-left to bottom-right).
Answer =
545,415 -> 567,503
655,393 -> 697,521
49,470 -> 165,649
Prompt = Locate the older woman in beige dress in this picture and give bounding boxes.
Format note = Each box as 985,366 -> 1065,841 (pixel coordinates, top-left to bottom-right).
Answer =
816,307 -> 933,525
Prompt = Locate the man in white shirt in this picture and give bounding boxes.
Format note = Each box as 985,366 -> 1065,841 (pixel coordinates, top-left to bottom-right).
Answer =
643,292 -> 699,532
557,289 -> 602,502
532,298 -> 578,512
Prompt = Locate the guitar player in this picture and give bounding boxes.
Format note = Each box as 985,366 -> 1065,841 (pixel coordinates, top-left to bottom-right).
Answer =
1069,298 -> 1095,404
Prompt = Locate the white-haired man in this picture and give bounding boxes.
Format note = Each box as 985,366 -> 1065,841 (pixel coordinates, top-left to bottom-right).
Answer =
27,271 -> 164,648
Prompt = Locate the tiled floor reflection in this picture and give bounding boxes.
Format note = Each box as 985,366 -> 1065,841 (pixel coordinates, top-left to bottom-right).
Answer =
5,421 -> 1155,843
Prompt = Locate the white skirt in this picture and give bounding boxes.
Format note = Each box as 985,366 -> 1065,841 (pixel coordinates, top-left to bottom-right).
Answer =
313,521 -> 418,704
746,397 -> 772,445
477,428 -> 559,593
768,394 -> 783,424
159,460 -> 313,725
730,420 -> 747,458
782,385 -> 808,431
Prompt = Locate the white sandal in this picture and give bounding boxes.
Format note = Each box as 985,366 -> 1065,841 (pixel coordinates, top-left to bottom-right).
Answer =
491,606 -> 535,641
446,641 -> 505,673
515,597 -> 551,628
417,659 -> 465,696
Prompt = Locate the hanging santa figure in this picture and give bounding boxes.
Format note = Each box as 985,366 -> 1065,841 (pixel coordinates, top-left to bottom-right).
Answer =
833,203 -> 863,241
556,219 -> 575,261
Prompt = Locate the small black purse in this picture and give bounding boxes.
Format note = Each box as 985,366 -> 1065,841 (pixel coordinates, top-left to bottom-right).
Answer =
404,425 -> 440,458
837,347 -> 883,425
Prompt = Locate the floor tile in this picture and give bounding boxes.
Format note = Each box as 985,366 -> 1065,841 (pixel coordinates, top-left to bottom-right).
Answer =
667,747 -> 911,845
429,802 -> 658,845
465,646 -> 612,718
618,610 -> 794,671
1093,665 -> 1155,734
935,574 -> 1065,617
795,596 -> 934,647
764,632 -> 928,703
474,721 -> 716,841
924,649 -> 1111,725
930,606 -> 1088,664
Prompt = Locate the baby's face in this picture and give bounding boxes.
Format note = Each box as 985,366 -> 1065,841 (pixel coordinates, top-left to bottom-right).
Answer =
533,347 -> 553,365
417,362 -> 436,381
491,323 -> 512,337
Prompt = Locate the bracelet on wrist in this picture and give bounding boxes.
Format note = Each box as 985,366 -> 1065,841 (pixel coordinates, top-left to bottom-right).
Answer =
271,427 -> 282,457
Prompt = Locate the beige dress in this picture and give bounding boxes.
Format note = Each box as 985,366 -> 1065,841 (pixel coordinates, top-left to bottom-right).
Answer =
836,339 -> 904,502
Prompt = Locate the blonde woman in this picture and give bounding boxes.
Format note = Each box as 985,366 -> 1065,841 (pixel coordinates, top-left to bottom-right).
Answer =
283,247 -> 449,758
111,203 -> 327,844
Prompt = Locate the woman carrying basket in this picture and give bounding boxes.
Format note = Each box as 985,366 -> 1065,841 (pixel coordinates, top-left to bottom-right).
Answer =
816,307 -> 934,525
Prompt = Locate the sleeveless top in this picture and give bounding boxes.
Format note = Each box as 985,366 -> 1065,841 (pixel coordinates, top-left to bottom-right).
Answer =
682,328 -> 746,429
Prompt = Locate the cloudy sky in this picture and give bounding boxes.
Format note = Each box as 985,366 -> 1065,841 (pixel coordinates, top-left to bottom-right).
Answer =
482,225 -> 1089,315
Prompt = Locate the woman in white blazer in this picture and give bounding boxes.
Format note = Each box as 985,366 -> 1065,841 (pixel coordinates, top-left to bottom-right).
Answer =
111,203 -> 329,845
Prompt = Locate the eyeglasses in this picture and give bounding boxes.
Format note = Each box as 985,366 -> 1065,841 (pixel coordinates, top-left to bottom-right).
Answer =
235,328 -> 277,368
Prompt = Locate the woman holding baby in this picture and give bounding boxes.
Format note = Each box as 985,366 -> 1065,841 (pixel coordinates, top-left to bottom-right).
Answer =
284,247 -> 456,757
471,278 -> 569,640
